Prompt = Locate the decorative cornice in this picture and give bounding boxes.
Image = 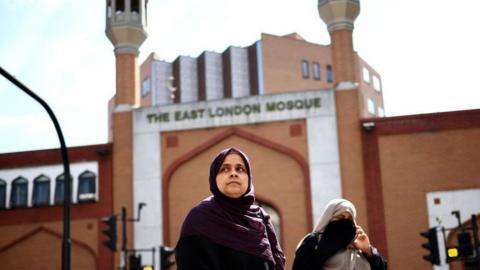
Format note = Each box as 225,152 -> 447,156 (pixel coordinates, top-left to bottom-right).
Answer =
318,0 -> 360,32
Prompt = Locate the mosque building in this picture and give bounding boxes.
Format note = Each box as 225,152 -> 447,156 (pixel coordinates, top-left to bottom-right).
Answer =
0,0 -> 479,269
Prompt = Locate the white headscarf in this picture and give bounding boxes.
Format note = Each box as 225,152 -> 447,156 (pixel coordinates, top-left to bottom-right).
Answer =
313,199 -> 371,270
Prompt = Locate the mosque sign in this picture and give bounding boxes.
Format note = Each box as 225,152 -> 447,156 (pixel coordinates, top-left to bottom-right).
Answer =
135,89 -> 335,132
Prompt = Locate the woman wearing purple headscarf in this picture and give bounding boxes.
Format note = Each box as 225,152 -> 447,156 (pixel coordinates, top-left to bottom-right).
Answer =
175,147 -> 286,270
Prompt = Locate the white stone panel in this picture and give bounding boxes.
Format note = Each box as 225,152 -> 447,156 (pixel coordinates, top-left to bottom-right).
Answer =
133,132 -> 163,251
255,41 -> 265,95
152,60 -> 173,105
135,89 -> 335,134
230,47 -> 250,98
179,56 -> 198,103
204,51 -> 224,100
306,115 -> 342,227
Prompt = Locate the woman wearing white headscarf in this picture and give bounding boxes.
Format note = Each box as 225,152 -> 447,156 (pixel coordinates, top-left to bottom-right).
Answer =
292,199 -> 387,270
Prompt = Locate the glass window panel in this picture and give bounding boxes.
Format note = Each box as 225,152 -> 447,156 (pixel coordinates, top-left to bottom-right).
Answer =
367,98 -> 376,115
116,0 -> 125,12
363,67 -> 370,83
0,180 -> 6,209
33,175 -> 50,206
373,75 -> 381,91
301,60 -> 309,79
54,179 -> 64,204
378,107 -> 385,117
313,62 -> 320,80
131,0 -> 140,13
10,177 -> 28,208
78,171 -> 96,202
142,77 -> 150,96
55,174 -> 72,205
326,65 -> 333,83
107,0 -> 112,17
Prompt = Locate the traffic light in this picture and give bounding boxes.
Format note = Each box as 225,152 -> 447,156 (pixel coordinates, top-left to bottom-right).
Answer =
420,227 -> 440,265
160,246 -> 175,270
102,215 -> 117,251
129,254 -> 142,270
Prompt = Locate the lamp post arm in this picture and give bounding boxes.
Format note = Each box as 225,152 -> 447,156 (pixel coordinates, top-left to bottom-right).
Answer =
0,66 -> 72,270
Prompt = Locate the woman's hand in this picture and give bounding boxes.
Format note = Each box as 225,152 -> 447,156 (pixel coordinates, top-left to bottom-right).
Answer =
353,226 -> 372,257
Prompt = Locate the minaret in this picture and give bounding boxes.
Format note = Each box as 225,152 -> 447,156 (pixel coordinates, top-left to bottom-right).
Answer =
318,0 -> 371,239
106,0 -> 147,107
105,0 -> 147,268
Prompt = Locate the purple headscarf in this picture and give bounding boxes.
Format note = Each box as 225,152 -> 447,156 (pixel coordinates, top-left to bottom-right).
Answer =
179,147 -> 286,270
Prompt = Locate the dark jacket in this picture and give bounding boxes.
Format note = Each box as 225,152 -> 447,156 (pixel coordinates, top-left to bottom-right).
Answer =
176,235 -> 274,270
292,232 -> 387,270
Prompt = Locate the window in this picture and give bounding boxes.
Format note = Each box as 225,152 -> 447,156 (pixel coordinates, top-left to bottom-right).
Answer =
142,77 -> 150,97
367,98 -> 376,115
131,0 -> 140,13
107,0 -> 112,18
10,177 -> 28,208
115,0 -> 125,13
55,174 -> 72,205
78,171 -> 96,203
378,107 -> 385,117
301,60 -> 309,79
254,200 -> 281,242
373,75 -> 381,92
362,67 -> 370,83
326,65 -> 333,83
32,175 -> 50,207
0,179 -> 6,209
313,62 -> 320,80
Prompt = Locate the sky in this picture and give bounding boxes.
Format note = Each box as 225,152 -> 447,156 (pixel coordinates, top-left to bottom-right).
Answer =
1,0 -> 479,154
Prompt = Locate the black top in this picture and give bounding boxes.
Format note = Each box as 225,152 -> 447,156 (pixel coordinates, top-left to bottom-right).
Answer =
292,232 -> 387,270
176,235 -> 273,270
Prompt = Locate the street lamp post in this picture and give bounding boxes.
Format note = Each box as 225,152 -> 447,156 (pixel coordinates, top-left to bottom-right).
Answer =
0,66 -> 72,270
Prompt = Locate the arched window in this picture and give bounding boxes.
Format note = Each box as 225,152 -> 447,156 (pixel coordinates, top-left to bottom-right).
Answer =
106,0 -> 112,18
32,175 -> 50,206
10,177 -> 28,208
77,171 -> 96,203
131,0 -> 140,13
54,173 -> 72,205
116,0 -> 125,12
0,179 -> 6,209
255,200 -> 282,242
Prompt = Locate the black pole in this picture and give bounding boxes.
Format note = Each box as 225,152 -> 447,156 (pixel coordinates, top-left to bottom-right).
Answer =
0,66 -> 71,270
471,214 -> 480,267
122,207 -> 127,269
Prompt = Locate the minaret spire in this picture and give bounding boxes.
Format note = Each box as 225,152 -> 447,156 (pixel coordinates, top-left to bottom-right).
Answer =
106,0 -> 148,107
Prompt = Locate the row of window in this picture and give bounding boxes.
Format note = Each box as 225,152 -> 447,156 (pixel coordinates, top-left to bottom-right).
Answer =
108,0 -> 141,14
0,171 -> 96,210
301,60 -> 333,82
362,67 -> 381,92
367,98 -> 385,117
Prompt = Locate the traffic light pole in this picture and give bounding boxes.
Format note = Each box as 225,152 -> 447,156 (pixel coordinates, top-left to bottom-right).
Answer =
0,67 -> 72,270
471,215 -> 480,267
122,207 -> 127,269
121,204 -> 147,269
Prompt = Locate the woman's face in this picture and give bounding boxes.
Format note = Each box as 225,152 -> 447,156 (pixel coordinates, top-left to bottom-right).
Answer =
215,153 -> 249,198
332,211 -> 352,221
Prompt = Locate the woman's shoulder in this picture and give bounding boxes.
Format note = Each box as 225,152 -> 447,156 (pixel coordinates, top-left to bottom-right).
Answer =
183,198 -> 215,220
177,235 -> 268,268
177,234 -> 213,248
